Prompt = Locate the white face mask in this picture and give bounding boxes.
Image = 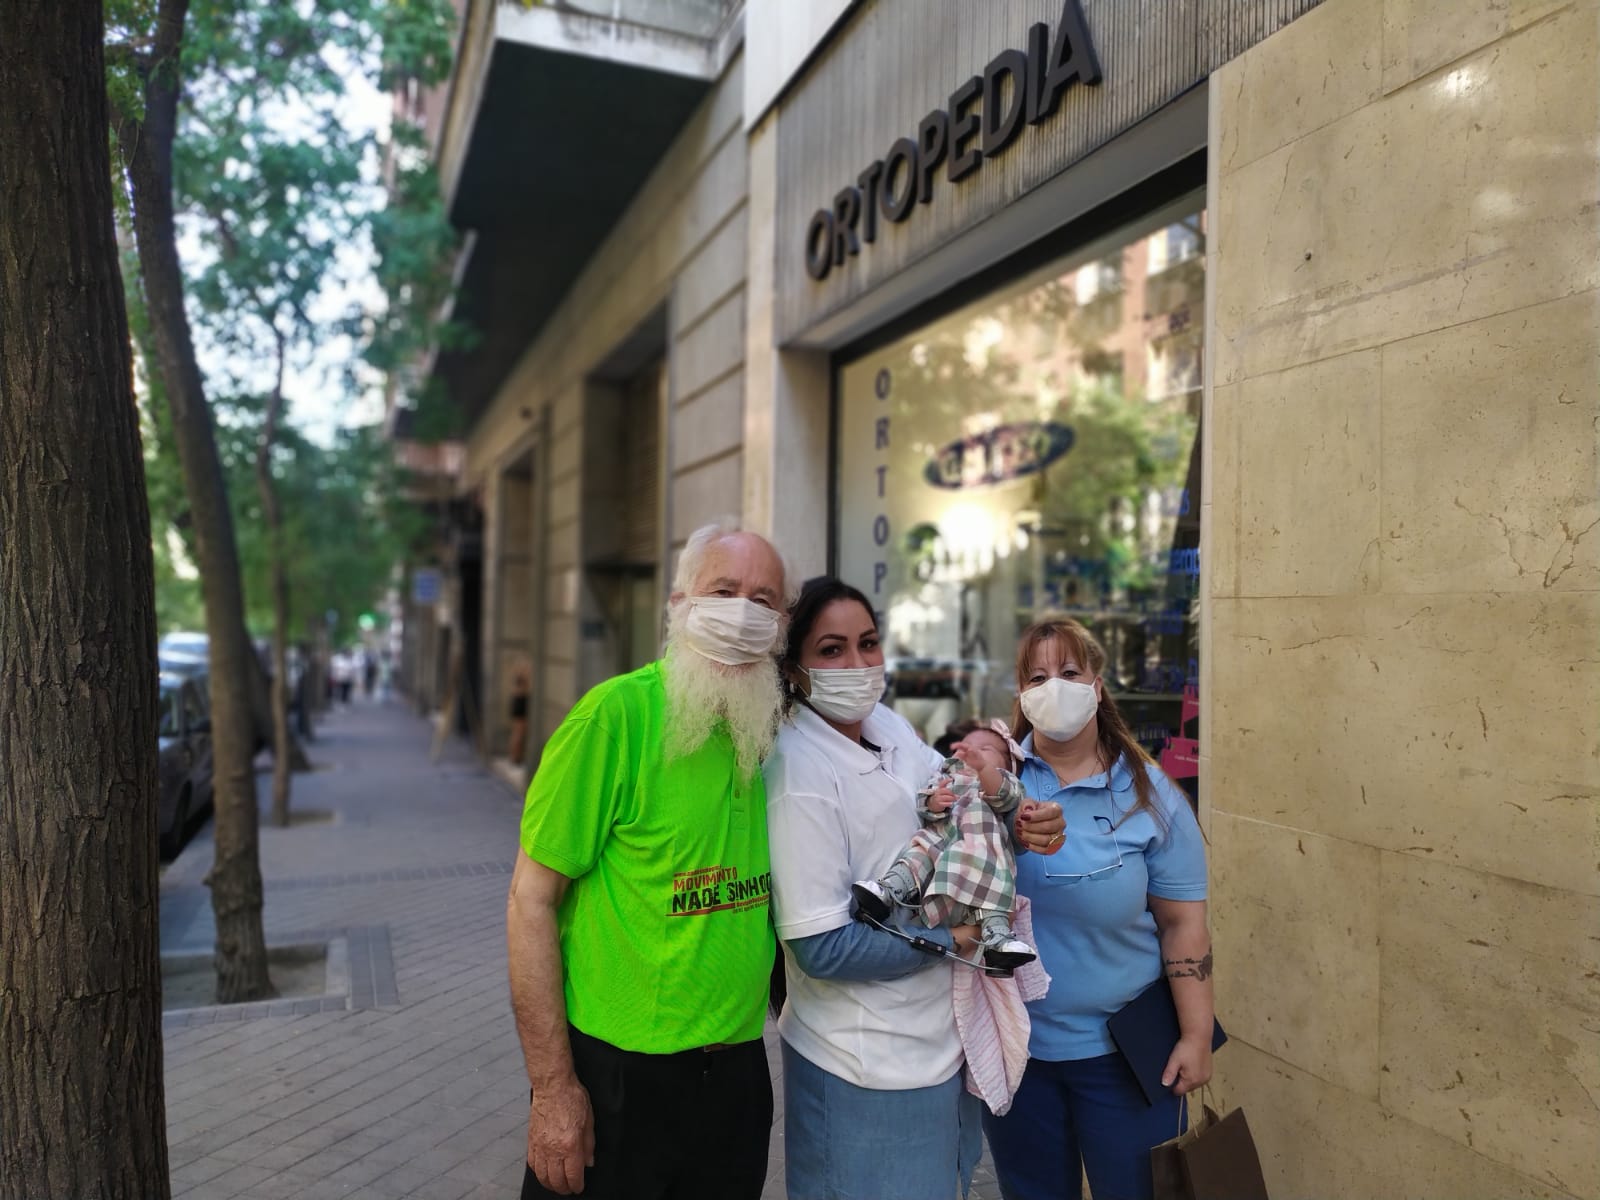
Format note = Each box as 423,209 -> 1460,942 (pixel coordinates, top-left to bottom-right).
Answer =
680,596 -> 781,666
805,664 -> 885,724
1020,677 -> 1099,741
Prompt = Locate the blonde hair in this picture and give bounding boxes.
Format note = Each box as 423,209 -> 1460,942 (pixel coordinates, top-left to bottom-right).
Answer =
1010,614 -> 1165,829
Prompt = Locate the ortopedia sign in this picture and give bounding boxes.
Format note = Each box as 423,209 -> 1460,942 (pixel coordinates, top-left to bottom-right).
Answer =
803,0 -> 1101,282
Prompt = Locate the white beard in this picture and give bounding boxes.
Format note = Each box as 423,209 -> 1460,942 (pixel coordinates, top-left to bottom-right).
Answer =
661,606 -> 783,780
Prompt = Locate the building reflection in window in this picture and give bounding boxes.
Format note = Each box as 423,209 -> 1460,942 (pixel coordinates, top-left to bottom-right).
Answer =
837,197 -> 1205,800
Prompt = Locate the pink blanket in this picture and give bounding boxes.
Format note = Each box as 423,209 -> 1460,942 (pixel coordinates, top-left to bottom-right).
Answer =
953,895 -> 1050,1116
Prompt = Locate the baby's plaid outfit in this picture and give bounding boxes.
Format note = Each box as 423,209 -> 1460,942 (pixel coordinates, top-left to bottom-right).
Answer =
901,758 -> 1025,929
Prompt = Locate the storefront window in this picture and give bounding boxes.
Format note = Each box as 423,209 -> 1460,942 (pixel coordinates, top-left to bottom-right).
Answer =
837,197 -> 1204,798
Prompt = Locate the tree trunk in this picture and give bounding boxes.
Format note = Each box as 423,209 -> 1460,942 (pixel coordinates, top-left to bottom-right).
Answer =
249,650 -> 312,772
257,329 -> 293,827
0,0 -> 171,1193
114,0 -> 273,1004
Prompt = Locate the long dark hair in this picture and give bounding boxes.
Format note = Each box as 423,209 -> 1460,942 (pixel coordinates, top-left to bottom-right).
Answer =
769,576 -> 878,1018
1010,614 -> 1166,831
777,577 -> 878,712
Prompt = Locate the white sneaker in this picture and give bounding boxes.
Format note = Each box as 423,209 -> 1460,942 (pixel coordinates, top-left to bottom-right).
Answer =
851,879 -> 894,921
980,932 -> 1036,972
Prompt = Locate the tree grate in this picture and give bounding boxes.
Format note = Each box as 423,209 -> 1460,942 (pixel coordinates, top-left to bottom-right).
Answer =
160,924 -> 397,1031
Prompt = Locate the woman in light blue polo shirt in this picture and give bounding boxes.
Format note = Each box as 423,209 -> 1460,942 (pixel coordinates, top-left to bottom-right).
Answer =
983,615 -> 1213,1200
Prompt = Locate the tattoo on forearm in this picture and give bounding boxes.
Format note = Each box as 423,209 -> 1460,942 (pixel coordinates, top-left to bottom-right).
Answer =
1164,952 -> 1213,981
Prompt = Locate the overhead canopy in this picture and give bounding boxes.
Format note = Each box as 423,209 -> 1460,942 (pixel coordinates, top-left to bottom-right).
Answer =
429,2 -> 729,428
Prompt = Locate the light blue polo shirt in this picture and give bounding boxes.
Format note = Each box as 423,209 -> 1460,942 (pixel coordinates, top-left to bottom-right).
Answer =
1016,741 -> 1208,1060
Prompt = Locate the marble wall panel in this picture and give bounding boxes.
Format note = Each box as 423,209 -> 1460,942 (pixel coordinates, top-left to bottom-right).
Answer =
1210,812 -> 1383,1096
1378,852 -> 1600,1195
1235,349 -> 1381,596
1210,593 -> 1600,896
1216,0 -> 1383,175
1379,291 -> 1600,595
1213,4 -> 1600,385
1380,0 -> 1579,94
1213,1041 -> 1584,1200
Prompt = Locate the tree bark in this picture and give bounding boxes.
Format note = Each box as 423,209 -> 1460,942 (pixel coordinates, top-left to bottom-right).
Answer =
114,0 -> 273,1004
257,327 -> 293,827
0,0 -> 171,1193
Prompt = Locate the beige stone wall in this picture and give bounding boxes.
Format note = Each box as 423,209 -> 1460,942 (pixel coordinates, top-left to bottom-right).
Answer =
741,112 -> 831,583
464,54 -> 749,749
1203,1 -> 1600,1196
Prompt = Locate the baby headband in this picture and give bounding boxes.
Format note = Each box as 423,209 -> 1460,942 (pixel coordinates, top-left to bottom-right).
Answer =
987,718 -> 1026,767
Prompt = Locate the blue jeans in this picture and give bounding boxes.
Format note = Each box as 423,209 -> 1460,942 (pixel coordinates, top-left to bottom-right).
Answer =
782,1039 -> 983,1200
982,1053 -> 1185,1200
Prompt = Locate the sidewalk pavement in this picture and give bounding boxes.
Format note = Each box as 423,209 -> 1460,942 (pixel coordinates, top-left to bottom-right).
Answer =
159,700 -> 1002,1199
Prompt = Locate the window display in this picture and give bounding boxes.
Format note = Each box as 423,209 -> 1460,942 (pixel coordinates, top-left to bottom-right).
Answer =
837,196 -> 1204,797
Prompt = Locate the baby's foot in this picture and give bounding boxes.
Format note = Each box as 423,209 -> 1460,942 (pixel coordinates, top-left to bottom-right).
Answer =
978,920 -> 1036,972
851,872 -> 917,921
851,879 -> 895,921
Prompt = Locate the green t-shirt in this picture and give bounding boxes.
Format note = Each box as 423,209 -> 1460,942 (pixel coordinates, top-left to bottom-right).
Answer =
519,660 -> 773,1053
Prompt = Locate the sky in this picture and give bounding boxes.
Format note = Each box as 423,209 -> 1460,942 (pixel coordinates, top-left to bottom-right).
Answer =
183,52 -> 397,448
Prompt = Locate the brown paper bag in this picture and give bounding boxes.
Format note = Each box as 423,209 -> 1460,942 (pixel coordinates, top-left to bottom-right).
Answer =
1150,1101 -> 1270,1200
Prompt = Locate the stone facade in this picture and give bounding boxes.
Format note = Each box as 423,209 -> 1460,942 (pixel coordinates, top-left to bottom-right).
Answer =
1202,1 -> 1600,1195
430,3 -> 1599,1190
462,54 -> 749,762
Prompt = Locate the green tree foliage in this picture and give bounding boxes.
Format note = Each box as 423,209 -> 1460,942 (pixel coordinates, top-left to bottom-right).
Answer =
135,396 -> 421,648
365,121 -> 476,441
213,411 -> 424,647
106,0 -> 456,635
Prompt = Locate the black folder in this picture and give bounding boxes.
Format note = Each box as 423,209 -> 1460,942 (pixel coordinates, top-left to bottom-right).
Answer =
1106,978 -> 1227,1106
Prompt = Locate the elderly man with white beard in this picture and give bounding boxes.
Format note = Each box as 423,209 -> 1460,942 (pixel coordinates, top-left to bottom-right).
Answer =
509,521 -> 792,1200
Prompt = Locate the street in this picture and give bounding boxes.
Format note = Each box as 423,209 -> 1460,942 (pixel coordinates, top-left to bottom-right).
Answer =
159,700 -> 1004,1200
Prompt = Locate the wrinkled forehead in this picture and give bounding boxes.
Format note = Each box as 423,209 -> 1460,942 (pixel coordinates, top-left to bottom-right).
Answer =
692,534 -> 785,603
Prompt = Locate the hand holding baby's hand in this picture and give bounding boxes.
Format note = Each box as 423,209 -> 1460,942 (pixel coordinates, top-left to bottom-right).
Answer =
1016,800 -> 1066,854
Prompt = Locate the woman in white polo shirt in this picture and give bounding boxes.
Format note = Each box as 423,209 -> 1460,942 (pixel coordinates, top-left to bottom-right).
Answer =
764,578 -> 1065,1200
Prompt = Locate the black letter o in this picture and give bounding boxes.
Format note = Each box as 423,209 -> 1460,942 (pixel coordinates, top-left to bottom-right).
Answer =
805,209 -> 835,281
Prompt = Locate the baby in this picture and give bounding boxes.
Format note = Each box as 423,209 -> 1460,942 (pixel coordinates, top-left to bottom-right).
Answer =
852,721 -> 1037,973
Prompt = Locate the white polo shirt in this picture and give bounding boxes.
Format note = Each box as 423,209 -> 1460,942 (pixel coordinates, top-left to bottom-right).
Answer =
764,702 -> 964,1090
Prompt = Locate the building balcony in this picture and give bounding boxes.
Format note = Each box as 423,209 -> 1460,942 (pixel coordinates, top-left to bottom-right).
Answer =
428,0 -> 741,430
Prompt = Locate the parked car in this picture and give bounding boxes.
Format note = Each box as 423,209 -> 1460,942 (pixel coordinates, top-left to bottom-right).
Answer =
158,671 -> 214,860
158,634 -> 211,722
160,630 -> 209,661
168,631 -> 296,752
158,648 -> 207,680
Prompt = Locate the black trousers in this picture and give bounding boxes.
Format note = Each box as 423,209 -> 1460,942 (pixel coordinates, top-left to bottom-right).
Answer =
521,1024 -> 773,1200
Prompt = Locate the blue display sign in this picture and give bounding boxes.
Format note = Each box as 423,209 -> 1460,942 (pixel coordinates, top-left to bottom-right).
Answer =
923,421 -> 1075,490
411,568 -> 442,605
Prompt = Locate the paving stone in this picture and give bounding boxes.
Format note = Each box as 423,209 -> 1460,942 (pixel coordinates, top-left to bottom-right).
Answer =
403,1175 -> 477,1200
194,1161 -> 279,1197
158,702 -> 1008,1199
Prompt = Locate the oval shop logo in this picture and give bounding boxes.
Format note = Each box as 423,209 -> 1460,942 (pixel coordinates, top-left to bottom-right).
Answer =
923,421 -> 1075,490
